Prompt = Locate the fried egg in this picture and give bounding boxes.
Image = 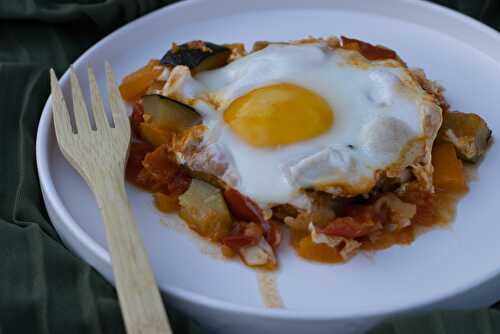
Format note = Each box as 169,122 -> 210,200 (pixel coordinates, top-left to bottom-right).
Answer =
162,40 -> 442,208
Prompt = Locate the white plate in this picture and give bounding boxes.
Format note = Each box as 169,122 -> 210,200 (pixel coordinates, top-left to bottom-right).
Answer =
36,1 -> 500,333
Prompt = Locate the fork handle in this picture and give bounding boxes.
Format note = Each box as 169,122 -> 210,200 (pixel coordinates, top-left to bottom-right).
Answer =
91,170 -> 172,334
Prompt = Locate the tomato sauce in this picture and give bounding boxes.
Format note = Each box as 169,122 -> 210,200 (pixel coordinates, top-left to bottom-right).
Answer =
291,186 -> 467,264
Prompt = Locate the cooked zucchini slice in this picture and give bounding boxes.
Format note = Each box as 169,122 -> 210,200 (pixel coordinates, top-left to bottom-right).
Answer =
142,94 -> 201,132
160,41 -> 230,74
178,179 -> 232,241
138,122 -> 171,147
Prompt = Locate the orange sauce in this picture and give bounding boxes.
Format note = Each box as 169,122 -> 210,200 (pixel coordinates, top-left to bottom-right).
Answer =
257,272 -> 284,308
290,183 -> 468,264
361,226 -> 415,251
363,188 -> 465,251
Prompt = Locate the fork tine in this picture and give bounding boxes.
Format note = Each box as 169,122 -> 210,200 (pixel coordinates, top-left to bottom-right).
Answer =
70,68 -> 92,133
105,61 -> 129,130
87,66 -> 109,130
50,69 -> 73,137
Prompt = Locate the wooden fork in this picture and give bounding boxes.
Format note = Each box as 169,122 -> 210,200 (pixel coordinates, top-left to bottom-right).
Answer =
50,64 -> 172,334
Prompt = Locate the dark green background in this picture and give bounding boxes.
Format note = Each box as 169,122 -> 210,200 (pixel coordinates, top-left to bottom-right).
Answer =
1,1 -> 499,333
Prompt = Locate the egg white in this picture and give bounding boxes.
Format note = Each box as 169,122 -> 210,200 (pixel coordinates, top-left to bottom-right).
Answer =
162,43 -> 441,208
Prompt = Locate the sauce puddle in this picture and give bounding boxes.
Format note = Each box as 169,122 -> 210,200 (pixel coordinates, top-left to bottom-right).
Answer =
256,272 -> 284,309
290,186 -> 469,263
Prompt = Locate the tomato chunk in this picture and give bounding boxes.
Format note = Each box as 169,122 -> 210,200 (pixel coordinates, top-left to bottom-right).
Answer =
222,235 -> 258,250
126,142 -> 154,185
221,221 -> 261,251
141,145 -> 179,183
223,188 -> 277,244
130,103 -> 144,136
224,188 -> 266,224
399,186 -> 437,227
266,221 -> 282,250
135,144 -> 191,195
127,141 -> 192,196
165,170 -> 191,196
322,217 -> 370,238
322,205 -> 379,238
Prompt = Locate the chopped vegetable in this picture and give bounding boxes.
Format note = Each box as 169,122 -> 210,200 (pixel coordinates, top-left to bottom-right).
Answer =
178,179 -> 232,241
130,103 -> 144,135
160,41 -> 230,74
222,188 -> 280,248
361,227 -> 415,250
432,142 -> 468,192
222,222 -> 257,250
119,59 -> 163,102
296,235 -> 344,263
266,221 -> 282,250
321,205 -> 379,238
239,238 -> 276,267
398,183 -> 437,227
221,245 -> 236,257
187,170 -> 227,189
438,111 -> 491,162
142,94 -> 201,132
322,217 -> 374,239
286,194 -> 338,230
374,194 -> 416,229
136,144 -> 192,195
272,204 -> 299,221
243,222 -> 264,239
142,145 -> 179,182
154,192 -> 179,213
147,79 -> 166,93
125,142 -> 155,185
309,223 -> 362,260
138,122 -> 171,147
223,188 -> 266,224
222,235 -> 258,250
165,170 -> 192,196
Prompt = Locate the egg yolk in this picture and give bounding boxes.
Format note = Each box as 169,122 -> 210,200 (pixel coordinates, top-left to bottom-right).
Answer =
224,83 -> 334,147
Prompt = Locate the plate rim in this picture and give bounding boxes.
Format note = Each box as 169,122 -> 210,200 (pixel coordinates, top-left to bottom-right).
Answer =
36,0 -> 500,320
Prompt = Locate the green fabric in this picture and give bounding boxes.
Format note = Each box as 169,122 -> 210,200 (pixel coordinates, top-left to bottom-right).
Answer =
0,0 -> 499,333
